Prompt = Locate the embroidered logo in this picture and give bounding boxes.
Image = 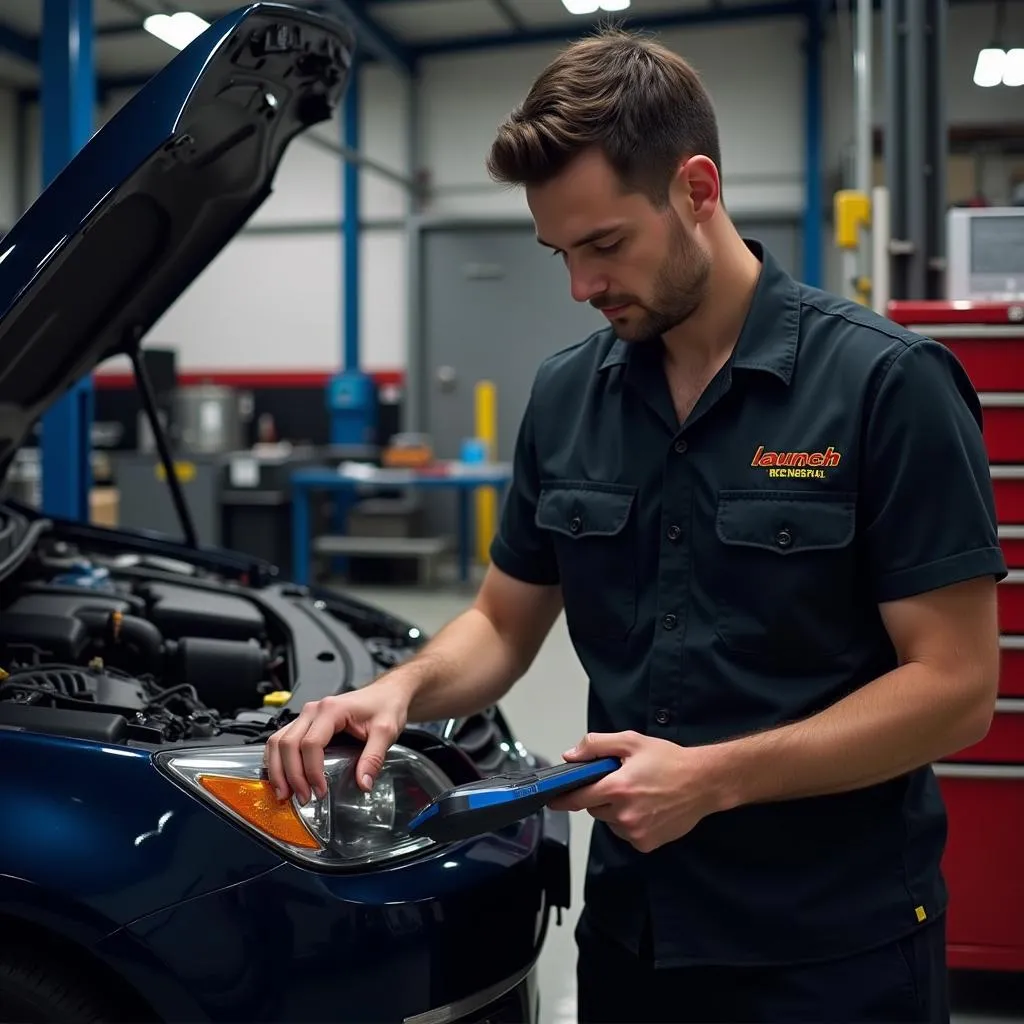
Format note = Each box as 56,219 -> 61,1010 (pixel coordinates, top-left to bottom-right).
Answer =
751,445 -> 841,480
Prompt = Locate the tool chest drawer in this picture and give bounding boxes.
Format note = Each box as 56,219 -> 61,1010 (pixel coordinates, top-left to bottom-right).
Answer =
999,572 -> 1024,633
1001,526 -> 1024,568
942,338 -> 1024,392
980,395 -> 1024,464
1000,637 -> 1024,697
992,467 -> 1024,522
935,763 -> 1024,971
947,698 -> 1024,763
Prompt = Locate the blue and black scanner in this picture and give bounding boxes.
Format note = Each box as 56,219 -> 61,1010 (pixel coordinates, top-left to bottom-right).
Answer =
407,756 -> 621,843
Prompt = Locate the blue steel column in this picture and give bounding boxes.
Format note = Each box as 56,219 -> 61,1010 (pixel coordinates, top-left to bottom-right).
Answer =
326,56 -> 376,447
40,0 -> 94,520
802,0 -> 823,288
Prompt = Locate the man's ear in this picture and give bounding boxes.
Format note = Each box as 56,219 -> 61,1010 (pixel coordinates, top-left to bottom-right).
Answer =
672,155 -> 720,222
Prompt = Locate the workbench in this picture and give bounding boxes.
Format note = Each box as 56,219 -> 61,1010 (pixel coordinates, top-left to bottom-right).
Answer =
290,462 -> 513,587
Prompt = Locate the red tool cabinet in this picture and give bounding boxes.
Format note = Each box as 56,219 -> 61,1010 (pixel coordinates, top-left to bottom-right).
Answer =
888,300 -> 1024,972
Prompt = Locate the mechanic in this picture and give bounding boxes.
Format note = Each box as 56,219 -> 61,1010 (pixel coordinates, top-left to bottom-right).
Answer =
266,27 -> 1006,1024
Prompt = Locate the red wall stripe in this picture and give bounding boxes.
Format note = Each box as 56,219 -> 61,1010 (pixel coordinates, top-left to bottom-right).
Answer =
93,369 -> 406,390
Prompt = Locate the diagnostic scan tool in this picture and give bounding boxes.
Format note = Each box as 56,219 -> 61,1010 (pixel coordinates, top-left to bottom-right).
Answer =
407,756 -> 621,843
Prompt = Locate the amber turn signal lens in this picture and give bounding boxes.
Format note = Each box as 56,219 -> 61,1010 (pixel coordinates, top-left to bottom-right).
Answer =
197,775 -> 320,849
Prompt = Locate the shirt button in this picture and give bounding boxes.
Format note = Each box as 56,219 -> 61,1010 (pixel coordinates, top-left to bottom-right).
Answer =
667,525 -> 681,541
655,709 -> 671,726
662,613 -> 677,630
569,516 -> 582,534
775,528 -> 793,548
674,439 -> 688,454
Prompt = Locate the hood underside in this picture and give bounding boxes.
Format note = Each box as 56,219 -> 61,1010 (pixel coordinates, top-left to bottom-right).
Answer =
0,2 -> 354,479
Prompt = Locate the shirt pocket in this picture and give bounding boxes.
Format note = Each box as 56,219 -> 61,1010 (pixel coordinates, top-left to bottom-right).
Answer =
536,481 -> 638,641
712,489 -> 859,669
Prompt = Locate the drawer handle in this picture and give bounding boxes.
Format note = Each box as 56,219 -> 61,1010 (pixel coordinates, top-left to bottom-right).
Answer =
995,698 -> 1024,713
981,393 -> 1024,408
1002,570 -> 1024,585
1002,635 -> 1024,650
915,326 -> 1024,339
933,763 -> 1024,780
1000,525 -> 1024,540
991,465 -> 1024,480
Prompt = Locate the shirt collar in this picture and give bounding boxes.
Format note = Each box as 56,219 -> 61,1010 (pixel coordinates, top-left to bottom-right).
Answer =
597,239 -> 801,385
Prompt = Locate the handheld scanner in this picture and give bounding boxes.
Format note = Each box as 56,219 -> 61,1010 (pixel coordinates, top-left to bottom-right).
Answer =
407,756 -> 621,843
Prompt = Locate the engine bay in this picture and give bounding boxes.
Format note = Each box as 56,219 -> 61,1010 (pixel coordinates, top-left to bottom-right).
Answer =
0,525 -> 422,749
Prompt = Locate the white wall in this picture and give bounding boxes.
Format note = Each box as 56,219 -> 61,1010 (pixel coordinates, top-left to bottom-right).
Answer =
0,3 -> 1021,374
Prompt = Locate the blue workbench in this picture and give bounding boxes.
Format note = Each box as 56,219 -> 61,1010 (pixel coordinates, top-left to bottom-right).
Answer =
290,462 -> 513,586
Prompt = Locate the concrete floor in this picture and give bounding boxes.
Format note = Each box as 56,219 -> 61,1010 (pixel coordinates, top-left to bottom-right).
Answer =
342,577 -> 1024,1024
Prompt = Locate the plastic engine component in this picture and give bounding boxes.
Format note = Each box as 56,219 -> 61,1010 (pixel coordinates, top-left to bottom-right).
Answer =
1,666 -> 149,715
142,583 -> 265,642
0,701 -> 128,743
0,612 -> 89,662
171,637 -> 270,714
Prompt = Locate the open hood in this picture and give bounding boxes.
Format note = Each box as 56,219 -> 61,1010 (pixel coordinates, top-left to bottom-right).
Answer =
0,2 -> 354,479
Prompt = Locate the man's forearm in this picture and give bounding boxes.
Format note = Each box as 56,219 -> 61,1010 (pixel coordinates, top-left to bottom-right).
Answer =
375,608 -> 528,723
710,662 -> 995,812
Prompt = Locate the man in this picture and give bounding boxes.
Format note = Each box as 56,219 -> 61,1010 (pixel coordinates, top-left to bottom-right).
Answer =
266,27 -> 1006,1023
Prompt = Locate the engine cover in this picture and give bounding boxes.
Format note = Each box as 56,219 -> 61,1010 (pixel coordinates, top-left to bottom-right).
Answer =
140,583 -> 265,642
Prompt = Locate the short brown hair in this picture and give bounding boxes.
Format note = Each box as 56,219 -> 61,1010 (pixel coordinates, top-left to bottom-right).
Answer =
486,26 -> 721,205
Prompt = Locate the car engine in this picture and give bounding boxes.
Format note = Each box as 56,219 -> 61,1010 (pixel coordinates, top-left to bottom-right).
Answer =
0,516 -> 527,781
0,529 -> 418,748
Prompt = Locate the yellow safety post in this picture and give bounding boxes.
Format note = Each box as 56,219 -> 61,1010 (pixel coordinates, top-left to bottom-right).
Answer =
474,380 -> 498,565
833,189 -> 873,305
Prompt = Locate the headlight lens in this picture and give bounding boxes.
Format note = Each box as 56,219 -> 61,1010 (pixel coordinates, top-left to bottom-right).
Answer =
157,743 -> 453,868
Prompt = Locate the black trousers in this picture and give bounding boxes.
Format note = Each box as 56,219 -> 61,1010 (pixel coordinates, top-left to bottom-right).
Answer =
575,911 -> 950,1024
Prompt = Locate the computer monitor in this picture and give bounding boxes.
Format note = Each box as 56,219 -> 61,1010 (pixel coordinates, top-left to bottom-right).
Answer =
947,206 -> 1024,300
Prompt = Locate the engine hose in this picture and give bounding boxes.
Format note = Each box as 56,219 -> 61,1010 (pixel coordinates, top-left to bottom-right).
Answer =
77,609 -> 164,674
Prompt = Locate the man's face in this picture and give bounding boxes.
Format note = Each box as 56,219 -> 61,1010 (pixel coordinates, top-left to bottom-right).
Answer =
527,147 -> 711,344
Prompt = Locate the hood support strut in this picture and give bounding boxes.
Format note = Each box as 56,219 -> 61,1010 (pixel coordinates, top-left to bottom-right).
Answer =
130,347 -> 198,549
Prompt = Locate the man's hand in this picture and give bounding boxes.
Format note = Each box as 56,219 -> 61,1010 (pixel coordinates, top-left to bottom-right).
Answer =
547,731 -> 728,853
264,678 -> 414,804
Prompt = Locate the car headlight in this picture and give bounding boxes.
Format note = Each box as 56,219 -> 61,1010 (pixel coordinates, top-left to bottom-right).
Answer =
156,743 -> 453,868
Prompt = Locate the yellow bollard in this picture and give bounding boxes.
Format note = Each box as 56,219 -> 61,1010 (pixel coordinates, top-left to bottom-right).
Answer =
474,380 -> 498,565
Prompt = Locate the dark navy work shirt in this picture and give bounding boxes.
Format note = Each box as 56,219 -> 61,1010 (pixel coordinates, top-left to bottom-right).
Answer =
490,240 -> 1007,967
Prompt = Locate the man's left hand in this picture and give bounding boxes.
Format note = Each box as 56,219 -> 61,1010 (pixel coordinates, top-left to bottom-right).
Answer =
547,730 -> 729,852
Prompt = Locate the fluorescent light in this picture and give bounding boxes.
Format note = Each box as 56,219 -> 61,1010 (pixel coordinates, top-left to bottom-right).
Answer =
1004,48 -> 1024,87
561,0 -> 631,12
143,11 -> 210,50
974,47 -> 1006,86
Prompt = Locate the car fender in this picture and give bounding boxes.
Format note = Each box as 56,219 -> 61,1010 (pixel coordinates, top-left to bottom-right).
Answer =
0,730 -> 283,929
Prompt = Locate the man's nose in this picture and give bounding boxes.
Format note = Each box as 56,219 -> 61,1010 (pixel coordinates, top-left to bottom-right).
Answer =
568,266 -> 607,304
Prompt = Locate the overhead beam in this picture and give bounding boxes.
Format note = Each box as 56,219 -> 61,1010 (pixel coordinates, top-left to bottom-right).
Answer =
319,0 -> 414,73
412,0 -> 806,56
0,22 -> 39,64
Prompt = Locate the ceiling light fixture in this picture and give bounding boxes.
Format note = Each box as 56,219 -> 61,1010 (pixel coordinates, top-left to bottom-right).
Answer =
973,46 -> 1024,86
561,0 -> 631,13
143,11 -> 211,50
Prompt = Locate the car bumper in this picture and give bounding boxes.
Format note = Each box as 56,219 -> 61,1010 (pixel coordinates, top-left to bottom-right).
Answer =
93,807 -> 569,1023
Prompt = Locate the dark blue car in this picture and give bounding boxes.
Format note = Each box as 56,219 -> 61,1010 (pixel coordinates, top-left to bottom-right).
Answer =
0,5 -> 570,1021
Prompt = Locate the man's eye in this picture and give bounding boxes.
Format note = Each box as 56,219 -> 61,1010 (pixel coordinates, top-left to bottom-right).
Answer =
594,240 -> 622,253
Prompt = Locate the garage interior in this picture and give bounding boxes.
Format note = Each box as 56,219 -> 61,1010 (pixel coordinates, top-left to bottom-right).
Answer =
0,0 -> 1023,1021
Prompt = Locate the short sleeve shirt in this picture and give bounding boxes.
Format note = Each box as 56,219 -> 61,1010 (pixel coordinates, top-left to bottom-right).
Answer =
490,240 -> 1007,967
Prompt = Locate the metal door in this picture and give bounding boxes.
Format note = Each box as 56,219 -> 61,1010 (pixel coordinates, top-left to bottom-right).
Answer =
417,224 -> 605,465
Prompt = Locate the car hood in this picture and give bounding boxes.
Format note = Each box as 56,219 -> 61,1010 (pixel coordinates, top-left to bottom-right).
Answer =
0,2 -> 354,483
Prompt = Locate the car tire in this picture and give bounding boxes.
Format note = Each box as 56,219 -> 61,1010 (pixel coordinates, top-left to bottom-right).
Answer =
0,954 -> 121,1023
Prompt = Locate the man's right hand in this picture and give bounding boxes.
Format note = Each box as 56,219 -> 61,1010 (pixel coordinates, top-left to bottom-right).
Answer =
264,679 -> 414,803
